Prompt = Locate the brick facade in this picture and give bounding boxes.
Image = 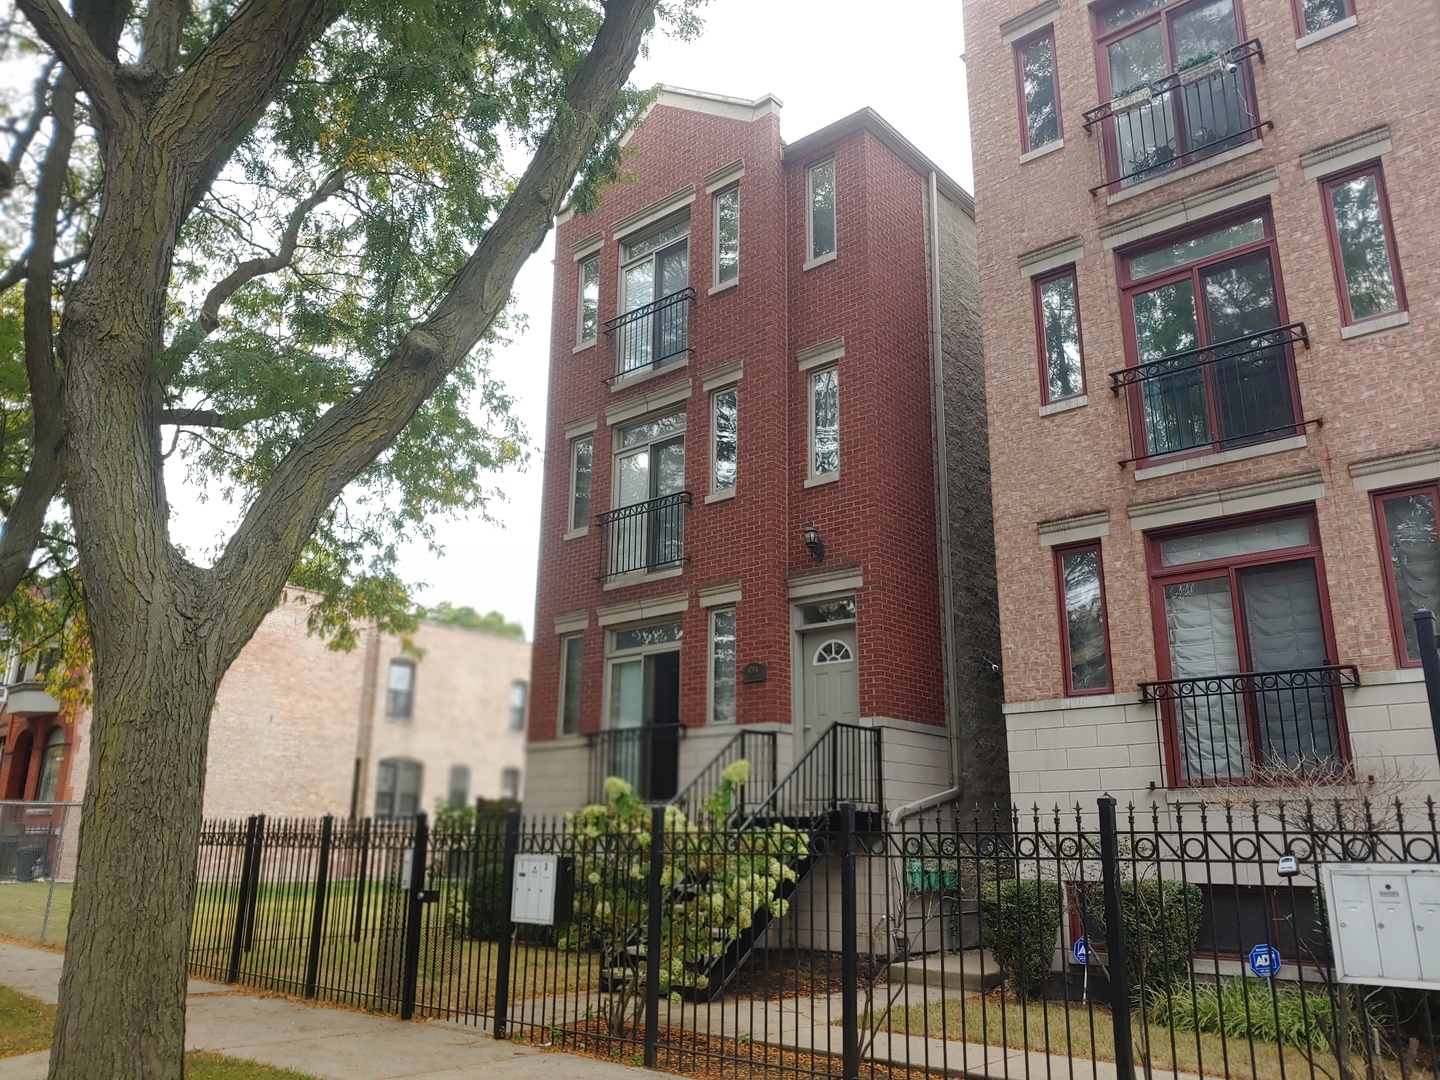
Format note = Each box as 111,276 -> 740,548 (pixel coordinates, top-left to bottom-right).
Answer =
0,592 -> 531,818
525,89 -> 1006,816
967,0 -> 1440,806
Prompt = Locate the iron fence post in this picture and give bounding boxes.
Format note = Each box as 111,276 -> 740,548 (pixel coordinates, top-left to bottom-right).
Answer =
227,814 -> 260,983
399,811 -> 428,1021
304,814 -> 333,998
492,807 -> 521,1039
1414,610 -> 1440,759
1099,796 -> 1135,1080
840,802 -> 860,1080
644,804 -> 665,1068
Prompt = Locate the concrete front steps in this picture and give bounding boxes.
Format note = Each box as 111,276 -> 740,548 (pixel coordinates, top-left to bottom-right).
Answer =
886,950 -> 1003,995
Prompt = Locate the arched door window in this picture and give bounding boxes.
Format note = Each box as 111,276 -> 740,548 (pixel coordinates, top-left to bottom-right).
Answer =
33,727 -> 66,802
812,639 -> 854,665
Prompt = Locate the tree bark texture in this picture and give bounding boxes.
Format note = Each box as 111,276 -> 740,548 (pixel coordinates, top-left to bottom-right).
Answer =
3,2 -> 664,1076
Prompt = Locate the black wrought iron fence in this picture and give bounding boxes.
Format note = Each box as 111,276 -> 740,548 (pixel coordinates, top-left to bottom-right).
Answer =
190,795 -> 1440,1080
595,491 -> 691,580
1084,40 -> 1267,194
604,287 -> 695,379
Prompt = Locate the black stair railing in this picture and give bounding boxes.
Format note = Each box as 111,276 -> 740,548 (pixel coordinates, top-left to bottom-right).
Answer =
595,491 -> 691,580
603,287 -> 695,381
1141,664 -> 1358,786
668,728 -> 778,825
1084,39 -> 1266,194
740,722 -> 883,829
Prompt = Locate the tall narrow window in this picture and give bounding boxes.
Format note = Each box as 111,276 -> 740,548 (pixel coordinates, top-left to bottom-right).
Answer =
1035,268 -> 1084,403
710,607 -> 737,724
1014,28 -> 1061,154
578,254 -> 600,345
569,435 -> 592,531
508,680 -> 528,731
711,388 -> 737,493
1293,0 -> 1353,37
33,727 -> 65,802
559,634 -> 583,735
806,159 -> 836,263
1374,484 -> 1440,666
386,659 -> 415,718
713,185 -> 739,287
499,767 -> 521,801
1055,543 -> 1112,694
1322,164 -> 1405,326
447,764 -> 470,805
809,367 -> 839,479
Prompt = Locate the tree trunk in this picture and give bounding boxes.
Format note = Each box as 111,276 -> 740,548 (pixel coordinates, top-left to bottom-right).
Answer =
49,627 -> 223,1079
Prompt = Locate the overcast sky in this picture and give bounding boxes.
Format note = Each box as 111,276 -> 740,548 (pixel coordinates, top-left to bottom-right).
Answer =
164,2 -> 974,640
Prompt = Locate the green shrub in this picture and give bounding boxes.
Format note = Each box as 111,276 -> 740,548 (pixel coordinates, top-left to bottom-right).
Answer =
1151,978 -> 1367,1053
1085,879 -> 1202,992
444,860 -> 506,941
978,879 -> 1061,999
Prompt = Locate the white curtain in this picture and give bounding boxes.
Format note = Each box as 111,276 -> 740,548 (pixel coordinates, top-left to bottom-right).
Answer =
1165,577 -> 1249,781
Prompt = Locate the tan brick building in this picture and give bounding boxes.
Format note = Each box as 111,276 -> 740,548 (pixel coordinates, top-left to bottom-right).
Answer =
0,592 -> 531,819
966,0 -> 1440,807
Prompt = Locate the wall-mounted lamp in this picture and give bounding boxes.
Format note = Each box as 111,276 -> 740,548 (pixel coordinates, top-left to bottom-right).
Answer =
803,525 -> 825,563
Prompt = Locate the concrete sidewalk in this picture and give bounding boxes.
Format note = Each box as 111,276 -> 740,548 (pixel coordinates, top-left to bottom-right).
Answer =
0,942 -> 671,1080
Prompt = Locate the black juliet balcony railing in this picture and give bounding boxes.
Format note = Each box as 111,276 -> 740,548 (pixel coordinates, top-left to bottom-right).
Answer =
603,287 -> 696,382
1142,665 -> 1359,787
595,491 -> 691,580
1109,322 -> 1310,465
1084,40 -> 1267,195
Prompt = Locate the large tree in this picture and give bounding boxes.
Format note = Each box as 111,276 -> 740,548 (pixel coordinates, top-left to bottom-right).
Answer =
0,0 -> 695,1075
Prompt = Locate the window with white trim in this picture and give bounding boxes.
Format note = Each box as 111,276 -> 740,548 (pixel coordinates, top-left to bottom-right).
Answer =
569,435 -> 592,531
710,388 -> 737,493
508,680 -> 528,731
713,185 -> 739,287
806,159 -> 836,263
709,607 -> 736,724
558,634 -> 583,735
386,659 -> 415,719
808,366 -> 839,478
375,758 -> 422,818
578,254 -> 600,344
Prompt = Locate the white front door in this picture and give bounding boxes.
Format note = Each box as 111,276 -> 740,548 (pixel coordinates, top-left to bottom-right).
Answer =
800,627 -> 858,753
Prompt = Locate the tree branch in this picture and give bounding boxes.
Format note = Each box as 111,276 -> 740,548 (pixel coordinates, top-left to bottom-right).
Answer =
0,75 -> 76,602
0,60 -> 57,192
210,0 -> 660,647
13,0 -> 125,134
158,408 -> 251,430
199,166 -> 345,332
139,0 -> 189,77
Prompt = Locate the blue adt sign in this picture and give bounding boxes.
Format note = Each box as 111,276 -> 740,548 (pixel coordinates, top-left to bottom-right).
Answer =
1249,944 -> 1282,978
1072,937 -> 1088,965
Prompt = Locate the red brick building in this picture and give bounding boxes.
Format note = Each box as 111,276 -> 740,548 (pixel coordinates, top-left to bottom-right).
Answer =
524,88 -> 1006,817
967,0 -> 1440,806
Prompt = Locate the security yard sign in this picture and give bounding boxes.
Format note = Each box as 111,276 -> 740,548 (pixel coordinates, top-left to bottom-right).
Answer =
1321,864 -> 1440,990
1248,943 -> 1281,979
1072,937 -> 1088,965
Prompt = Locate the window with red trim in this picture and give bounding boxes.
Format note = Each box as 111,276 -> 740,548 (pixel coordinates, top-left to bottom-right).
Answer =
1144,509 -> 1349,786
1291,0 -> 1354,38
1014,27 -> 1062,154
1035,267 -> 1085,404
1115,205 -> 1303,464
1320,162 -> 1406,327
1373,482 -> 1440,667
1055,541 -> 1112,695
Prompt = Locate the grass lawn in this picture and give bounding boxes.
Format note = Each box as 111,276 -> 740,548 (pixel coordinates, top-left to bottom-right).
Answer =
866,994 -> 1347,1080
0,880 -> 71,945
1,985 -> 318,1077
